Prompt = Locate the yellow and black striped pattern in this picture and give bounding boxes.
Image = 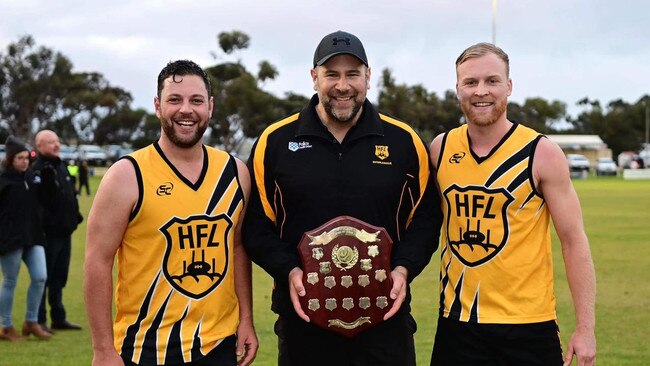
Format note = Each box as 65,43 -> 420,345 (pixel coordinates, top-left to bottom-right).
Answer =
115,143 -> 243,364
436,123 -> 556,324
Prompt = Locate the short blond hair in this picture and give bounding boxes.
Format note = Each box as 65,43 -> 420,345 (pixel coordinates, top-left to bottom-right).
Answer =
456,42 -> 510,77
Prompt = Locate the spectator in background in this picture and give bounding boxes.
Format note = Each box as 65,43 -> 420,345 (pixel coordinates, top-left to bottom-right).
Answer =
66,160 -> 79,195
31,130 -> 83,332
0,136 -> 51,341
77,160 -> 90,196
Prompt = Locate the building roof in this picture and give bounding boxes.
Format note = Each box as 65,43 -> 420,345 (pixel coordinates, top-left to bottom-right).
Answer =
546,135 -> 605,150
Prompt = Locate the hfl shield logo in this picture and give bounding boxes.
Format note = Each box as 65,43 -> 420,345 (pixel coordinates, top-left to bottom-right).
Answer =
443,184 -> 514,267
375,145 -> 389,160
160,214 -> 232,299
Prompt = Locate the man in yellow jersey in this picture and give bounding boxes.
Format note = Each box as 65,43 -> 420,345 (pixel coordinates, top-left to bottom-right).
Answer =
243,30 -> 442,365
429,43 -> 596,366
84,60 -> 258,366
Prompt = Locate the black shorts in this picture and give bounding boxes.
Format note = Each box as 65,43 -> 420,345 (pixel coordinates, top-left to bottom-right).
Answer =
276,311 -> 417,366
121,335 -> 236,366
430,316 -> 563,366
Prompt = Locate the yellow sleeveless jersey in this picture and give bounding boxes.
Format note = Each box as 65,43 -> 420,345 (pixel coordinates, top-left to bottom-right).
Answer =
436,123 -> 556,324
115,143 -> 244,364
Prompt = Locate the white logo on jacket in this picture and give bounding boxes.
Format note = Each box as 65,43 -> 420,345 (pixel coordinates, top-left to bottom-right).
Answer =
288,141 -> 313,152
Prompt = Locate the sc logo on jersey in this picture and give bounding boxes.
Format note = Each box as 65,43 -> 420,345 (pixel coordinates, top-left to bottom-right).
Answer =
157,182 -> 174,196
160,214 -> 233,299
443,184 -> 514,267
449,152 -> 466,164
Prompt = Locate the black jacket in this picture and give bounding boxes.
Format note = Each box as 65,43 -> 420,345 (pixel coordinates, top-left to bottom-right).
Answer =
0,168 -> 44,255
30,155 -> 81,237
243,95 -> 442,315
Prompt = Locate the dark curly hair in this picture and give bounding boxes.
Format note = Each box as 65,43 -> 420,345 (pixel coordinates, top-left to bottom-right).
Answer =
157,60 -> 211,98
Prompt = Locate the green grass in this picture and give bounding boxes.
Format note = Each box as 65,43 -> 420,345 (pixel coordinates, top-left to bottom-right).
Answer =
1,176 -> 649,365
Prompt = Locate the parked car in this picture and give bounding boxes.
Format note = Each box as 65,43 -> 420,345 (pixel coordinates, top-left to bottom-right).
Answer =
59,144 -> 79,162
0,144 -> 5,162
595,157 -> 617,176
566,154 -> 591,173
78,144 -> 108,166
105,144 -> 134,164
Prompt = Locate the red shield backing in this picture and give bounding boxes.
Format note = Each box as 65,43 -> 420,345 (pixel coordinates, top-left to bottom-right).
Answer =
298,216 -> 393,337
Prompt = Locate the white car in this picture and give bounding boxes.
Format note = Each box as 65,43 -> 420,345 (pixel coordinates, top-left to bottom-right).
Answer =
566,154 -> 590,172
78,144 -> 108,166
59,144 -> 79,162
595,157 -> 617,176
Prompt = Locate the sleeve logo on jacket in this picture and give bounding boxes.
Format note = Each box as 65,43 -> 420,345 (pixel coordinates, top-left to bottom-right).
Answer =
443,184 -> 514,267
160,214 -> 232,299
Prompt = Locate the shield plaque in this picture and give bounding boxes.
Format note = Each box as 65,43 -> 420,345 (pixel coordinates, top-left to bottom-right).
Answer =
298,216 -> 393,337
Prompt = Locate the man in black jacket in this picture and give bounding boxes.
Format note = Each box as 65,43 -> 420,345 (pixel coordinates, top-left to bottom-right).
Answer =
31,130 -> 82,332
243,30 -> 442,365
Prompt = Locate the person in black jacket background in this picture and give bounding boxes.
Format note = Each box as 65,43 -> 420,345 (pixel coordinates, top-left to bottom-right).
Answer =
0,136 -> 51,341
243,31 -> 442,365
31,130 -> 82,332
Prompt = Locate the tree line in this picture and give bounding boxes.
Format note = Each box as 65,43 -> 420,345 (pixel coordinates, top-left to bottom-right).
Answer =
1,32 -> 648,158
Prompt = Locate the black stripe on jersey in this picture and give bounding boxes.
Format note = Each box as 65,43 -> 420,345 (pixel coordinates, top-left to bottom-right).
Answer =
519,191 -> 537,211
469,291 -> 479,323
153,142 -> 208,191
205,155 -> 238,216
140,290 -> 174,365
121,156 -> 144,222
164,306 -> 190,364
439,250 -> 451,316
529,135 -> 544,198
507,169 -> 530,193
120,271 -> 161,361
484,139 -> 535,188
449,272 -> 465,321
191,325 -> 204,361
227,155 -> 245,217
436,132 -> 449,169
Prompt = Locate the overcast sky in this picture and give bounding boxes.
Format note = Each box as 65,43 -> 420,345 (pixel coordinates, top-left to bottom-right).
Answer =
1,0 -> 648,118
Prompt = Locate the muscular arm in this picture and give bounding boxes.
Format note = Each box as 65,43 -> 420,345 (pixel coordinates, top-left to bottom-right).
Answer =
242,141 -> 301,282
390,136 -> 442,281
83,159 -> 138,366
429,133 -> 445,171
233,158 -> 258,366
534,138 -> 596,366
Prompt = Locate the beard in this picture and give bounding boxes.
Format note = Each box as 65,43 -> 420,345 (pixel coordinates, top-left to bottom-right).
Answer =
321,95 -> 364,124
461,96 -> 508,127
161,116 -> 208,148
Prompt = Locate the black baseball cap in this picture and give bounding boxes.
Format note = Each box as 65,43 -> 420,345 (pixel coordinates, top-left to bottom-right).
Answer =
313,30 -> 368,68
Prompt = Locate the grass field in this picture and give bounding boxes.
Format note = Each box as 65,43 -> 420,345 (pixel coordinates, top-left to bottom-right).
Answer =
0,175 -> 648,365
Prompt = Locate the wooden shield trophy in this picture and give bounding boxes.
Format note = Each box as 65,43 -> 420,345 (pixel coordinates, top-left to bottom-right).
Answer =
297,216 -> 393,337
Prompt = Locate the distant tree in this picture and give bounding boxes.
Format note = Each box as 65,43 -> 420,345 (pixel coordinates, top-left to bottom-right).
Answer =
257,60 -> 278,84
507,97 -> 567,134
93,107 -> 150,146
0,35 -> 137,144
217,31 -> 250,56
206,30 -> 291,152
568,98 -> 605,134
0,35 -> 71,142
377,68 -> 463,141
568,96 -> 650,157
